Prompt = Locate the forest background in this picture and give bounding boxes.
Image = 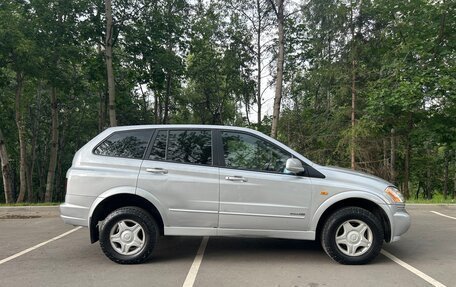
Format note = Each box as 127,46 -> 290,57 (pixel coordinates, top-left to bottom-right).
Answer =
0,0 -> 455,204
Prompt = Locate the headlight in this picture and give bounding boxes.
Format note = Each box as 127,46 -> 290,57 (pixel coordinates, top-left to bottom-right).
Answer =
385,186 -> 405,203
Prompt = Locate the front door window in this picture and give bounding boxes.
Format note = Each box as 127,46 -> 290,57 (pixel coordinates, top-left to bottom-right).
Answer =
221,131 -> 291,173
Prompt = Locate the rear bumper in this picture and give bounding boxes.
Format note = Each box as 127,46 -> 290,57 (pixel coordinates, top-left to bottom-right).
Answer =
60,202 -> 89,226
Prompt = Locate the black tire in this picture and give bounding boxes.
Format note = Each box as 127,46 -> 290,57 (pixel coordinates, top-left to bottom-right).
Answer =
320,207 -> 383,265
99,206 -> 158,264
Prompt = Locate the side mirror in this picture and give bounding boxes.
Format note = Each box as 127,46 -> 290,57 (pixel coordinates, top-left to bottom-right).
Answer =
285,158 -> 305,174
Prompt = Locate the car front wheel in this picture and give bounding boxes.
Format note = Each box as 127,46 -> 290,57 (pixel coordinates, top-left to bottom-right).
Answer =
99,206 -> 158,264
321,206 -> 384,265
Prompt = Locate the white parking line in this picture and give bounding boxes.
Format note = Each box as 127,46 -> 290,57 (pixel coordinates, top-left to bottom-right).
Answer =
430,211 -> 456,220
0,226 -> 82,265
182,236 -> 209,287
381,250 -> 446,287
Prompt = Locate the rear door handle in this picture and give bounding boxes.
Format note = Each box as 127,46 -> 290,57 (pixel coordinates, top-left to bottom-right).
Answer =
146,168 -> 168,174
225,176 -> 248,182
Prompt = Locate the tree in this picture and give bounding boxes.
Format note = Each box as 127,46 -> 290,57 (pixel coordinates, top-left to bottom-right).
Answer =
105,0 -> 117,126
0,0 -> 454,203
0,127 -> 13,203
0,0 -> 38,202
224,0 -> 274,127
269,0 -> 284,139
44,88 -> 58,202
123,0 -> 189,124
180,2 -> 255,125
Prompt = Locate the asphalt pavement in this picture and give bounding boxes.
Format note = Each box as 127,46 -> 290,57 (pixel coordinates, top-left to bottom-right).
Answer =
0,205 -> 455,287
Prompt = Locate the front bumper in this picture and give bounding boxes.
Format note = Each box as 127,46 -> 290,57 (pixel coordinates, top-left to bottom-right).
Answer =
390,205 -> 411,242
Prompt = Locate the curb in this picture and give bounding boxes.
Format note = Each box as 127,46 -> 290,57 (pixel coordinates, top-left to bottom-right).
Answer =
406,204 -> 456,206
0,206 -> 60,218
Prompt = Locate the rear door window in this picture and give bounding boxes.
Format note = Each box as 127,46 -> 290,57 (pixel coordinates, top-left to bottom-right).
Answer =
149,130 -> 167,161
148,130 -> 212,166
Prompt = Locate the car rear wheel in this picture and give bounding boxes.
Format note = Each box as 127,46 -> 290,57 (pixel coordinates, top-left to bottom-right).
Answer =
321,206 -> 383,265
99,206 -> 158,264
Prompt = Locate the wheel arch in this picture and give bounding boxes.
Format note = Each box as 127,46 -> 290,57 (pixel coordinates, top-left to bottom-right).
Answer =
89,193 -> 165,243
313,195 -> 392,243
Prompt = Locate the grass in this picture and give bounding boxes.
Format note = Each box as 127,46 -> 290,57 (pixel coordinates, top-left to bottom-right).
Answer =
407,193 -> 456,204
0,202 -> 61,207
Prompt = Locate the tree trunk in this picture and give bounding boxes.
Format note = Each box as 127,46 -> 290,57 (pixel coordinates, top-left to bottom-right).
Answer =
256,0 -> 262,127
38,162 -> 46,201
403,137 -> 410,199
383,138 -> 387,171
415,181 -> 422,200
105,0 -> 117,127
327,36 -> 332,111
55,126 -> 65,202
55,155 -> 63,202
403,114 -> 413,199
163,3 -> 173,125
15,73 -> 27,203
390,128 -> 396,183
270,0 -> 284,139
164,73 -> 172,124
443,149 -> 448,200
350,1 -> 356,170
158,94 -> 163,123
453,158 -> 455,199
0,127 -> 14,203
98,91 -> 106,132
44,88 -> 59,202
426,165 -> 432,199
27,97 -> 39,202
97,43 -> 106,132
350,58 -> 356,170
245,104 -> 251,125
154,92 -> 159,124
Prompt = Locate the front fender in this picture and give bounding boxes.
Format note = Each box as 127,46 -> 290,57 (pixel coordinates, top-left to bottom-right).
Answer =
310,191 -> 391,231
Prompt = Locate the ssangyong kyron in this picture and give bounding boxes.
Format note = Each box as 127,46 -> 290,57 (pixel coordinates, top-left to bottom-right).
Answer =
60,125 -> 410,264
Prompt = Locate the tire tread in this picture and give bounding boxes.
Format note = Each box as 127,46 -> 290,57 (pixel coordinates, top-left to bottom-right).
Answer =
99,206 -> 158,264
321,206 -> 384,265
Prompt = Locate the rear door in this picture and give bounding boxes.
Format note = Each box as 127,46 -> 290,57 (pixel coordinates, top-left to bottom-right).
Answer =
136,129 -> 219,229
218,130 -> 313,231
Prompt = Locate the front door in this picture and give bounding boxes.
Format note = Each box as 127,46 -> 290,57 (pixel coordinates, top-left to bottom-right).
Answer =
218,131 -> 313,231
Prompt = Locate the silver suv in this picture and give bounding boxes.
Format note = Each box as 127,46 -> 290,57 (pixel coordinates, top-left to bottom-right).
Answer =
60,125 -> 410,265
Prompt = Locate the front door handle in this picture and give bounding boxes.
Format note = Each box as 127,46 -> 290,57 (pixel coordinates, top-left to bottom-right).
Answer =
225,176 -> 248,182
146,168 -> 168,174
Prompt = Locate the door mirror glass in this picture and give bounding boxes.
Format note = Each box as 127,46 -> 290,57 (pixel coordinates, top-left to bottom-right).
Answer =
285,158 -> 305,174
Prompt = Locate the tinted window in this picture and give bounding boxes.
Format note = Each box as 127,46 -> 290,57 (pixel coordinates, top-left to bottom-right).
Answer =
94,130 -> 151,159
149,130 -> 212,166
149,130 -> 167,161
222,131 -> 290,173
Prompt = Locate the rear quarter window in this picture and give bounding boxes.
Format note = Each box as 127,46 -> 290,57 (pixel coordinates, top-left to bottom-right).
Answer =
94,130 -> 152,159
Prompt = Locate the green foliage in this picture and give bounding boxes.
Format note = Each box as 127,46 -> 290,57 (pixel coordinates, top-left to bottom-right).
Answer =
182,2 -> 255,124
0,0 -> 455,202
407,193 -> 456,205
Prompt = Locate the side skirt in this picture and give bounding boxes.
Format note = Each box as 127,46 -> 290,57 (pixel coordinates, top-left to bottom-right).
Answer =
165,227 -> 316,240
